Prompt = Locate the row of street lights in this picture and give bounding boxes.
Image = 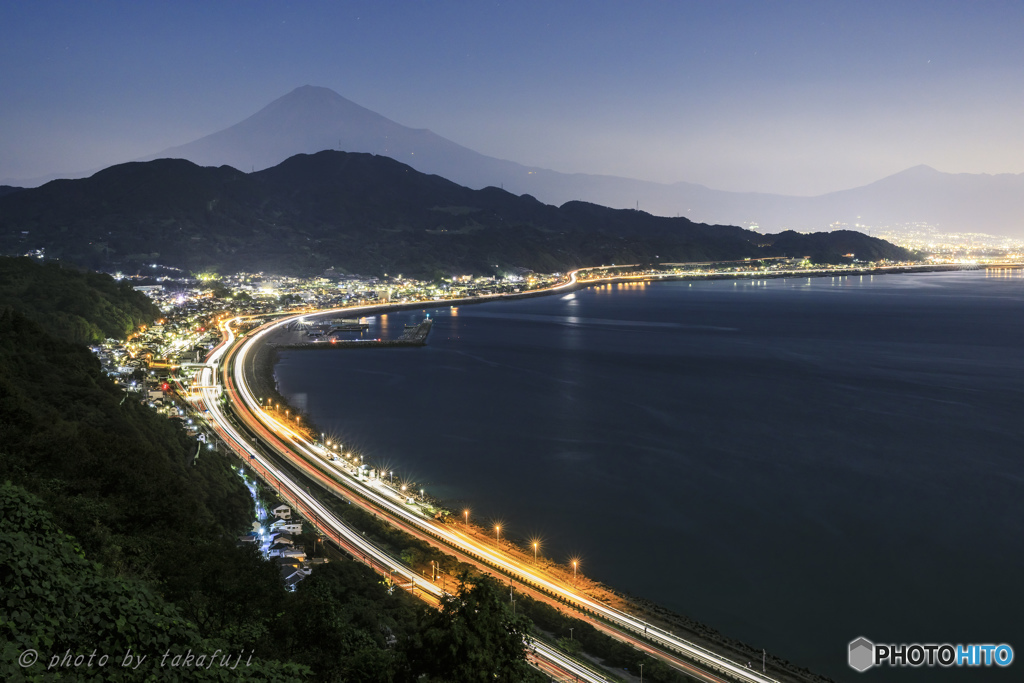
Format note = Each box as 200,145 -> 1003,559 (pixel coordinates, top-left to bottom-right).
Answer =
298,417 -> 587,587
316,431 -> 429,500
457,509 -> 580,585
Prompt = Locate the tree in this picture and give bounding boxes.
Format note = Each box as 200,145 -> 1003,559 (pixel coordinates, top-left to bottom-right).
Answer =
0,482 -> 310,681
278,561 -> 415,682
209,283 -> 232,299
410,575 -> 544,683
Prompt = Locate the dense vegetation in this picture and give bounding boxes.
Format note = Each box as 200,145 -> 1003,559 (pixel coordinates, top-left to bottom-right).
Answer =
1,473 -> 541,681
0,259 -> 547,681
0,151 -> 915,277
0,482 -> 309,681
0,256 -> 160,343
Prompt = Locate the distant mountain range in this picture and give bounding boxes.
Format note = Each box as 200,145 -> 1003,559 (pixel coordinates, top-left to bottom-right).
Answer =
5,86 -> 1022,238
0,151 -> 911,277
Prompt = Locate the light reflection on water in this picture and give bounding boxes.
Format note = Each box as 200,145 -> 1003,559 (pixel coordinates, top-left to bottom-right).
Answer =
275,271 -> 1024,681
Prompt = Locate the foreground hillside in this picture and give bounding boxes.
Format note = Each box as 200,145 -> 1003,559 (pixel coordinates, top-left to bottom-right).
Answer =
0,151 -> 914,277
0,256 -> 160,343
0,258 -> 549,681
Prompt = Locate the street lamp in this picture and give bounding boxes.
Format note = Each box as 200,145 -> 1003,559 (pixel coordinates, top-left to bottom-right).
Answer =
533,541 -> 539,564
494,525 -> 501,547
572,560 -> 578,585
463,509 -> 469,526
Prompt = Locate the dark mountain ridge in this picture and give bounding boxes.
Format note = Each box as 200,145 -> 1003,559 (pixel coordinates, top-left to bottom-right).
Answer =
136,86 -> 1024,237
0,151 -> 912,277
7,86 -> 1021,237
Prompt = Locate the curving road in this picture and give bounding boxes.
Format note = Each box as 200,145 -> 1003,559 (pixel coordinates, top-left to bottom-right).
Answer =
195,321 -> 612,682
202,270 -> 782,683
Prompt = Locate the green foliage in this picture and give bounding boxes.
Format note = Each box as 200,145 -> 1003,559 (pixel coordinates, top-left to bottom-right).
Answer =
275,561 -> 419,682
0,309 -> 252,569
155,542 -> 287,645
408,575 -> 546,683
0,306 -> 552,681
0,256 -> 160,343
0,482 -> 310,681
399,547 -> 422,568
0,308 -> 285,662
556,636 -> 581,655
208,283 -> 232,299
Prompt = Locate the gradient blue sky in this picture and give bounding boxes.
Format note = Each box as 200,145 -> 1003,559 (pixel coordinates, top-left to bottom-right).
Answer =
2,1 -> 1022,194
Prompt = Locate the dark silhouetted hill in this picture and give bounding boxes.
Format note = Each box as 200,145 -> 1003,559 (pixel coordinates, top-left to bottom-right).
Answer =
9,87 -> 1022,237
132,86 -> 1024,237
0,256 -> 161,343
0,151 -> 913,277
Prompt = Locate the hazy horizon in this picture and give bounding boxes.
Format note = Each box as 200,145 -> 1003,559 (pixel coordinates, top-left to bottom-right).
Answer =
3,1 -> 1023,195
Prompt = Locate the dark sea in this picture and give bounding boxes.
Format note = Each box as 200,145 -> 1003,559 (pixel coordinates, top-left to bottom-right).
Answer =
275,271 -> 1024,682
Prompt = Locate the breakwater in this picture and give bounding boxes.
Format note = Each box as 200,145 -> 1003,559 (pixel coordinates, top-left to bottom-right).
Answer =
273,270 -> 1024,683
276,318 -> 433,350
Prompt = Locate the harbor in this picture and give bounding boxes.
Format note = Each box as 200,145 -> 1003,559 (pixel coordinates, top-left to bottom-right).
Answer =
276,317 -> 433,350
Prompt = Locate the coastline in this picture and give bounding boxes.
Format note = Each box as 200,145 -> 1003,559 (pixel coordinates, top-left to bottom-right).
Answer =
243,263 -> 978,683
254,262 -> 968,417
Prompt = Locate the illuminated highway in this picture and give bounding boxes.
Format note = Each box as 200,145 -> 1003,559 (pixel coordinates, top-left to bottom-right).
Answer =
196,320 -> 612,683
202,270 -> 783,683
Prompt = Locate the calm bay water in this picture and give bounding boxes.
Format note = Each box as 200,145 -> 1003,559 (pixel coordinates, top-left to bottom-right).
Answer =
275,271 -> 1024,681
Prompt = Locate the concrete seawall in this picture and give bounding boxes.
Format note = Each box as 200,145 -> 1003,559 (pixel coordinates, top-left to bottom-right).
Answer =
274,339 -> 427,350
276,318 -> 434,350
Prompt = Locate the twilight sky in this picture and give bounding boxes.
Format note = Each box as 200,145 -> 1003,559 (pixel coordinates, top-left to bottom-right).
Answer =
2,1 -> 1022,194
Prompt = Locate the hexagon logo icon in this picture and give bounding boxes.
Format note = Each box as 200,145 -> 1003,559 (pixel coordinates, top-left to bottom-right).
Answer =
849,637 -> 875,672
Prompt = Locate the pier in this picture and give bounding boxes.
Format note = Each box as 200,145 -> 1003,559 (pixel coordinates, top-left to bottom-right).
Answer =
276,318 -> 433,350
